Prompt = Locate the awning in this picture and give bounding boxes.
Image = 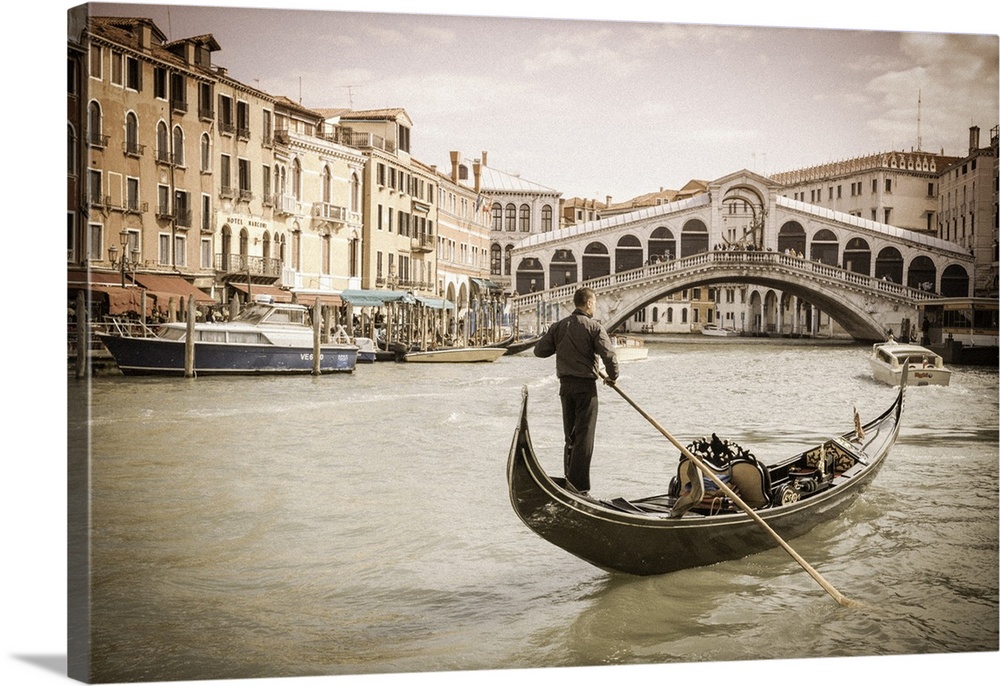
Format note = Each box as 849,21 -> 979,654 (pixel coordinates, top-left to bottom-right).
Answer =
471,277 -> 503,291
415,295 -> 456,310
292,291 -> 343,307
133,274 -> 214,304
81,284 -> 156,316
229,283 -> 294,303
340,289 -> 417,307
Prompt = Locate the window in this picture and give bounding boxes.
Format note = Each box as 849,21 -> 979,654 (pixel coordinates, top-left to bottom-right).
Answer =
175,190 -> 191,227
126,56 -> 141,91
156,121 -> 168,163
125,112 -> 140,155
885,178 -> 892,193
519,204 -> 531,232
174,235 -> 187,267
220,154 -> 232,194
68,57 -> 79,96
218,94 -> 234,133
89,45 -> 102,80
126,177 -> 140,212
110,51 -> 123,86
492,203 -> 502,230
262,110 -> 272,144
198,82 -> 213,119
201,194 -> 212,232
505,204 -> 516,231
201,238 -> 213,269
292,159 -> 302,199
88,169 -> 102,205
158,233 -> 171,265
200,134 -> 211,172
172,126 -> 185,166
322,233 -> 331,274
154,67 -> 167,99
542,205 -> 553,231
169,73 -> 185,111
87,101 -> 103,146
322,166 -> 332,203
88,223 -> 103,261
67,124 -> 77,174
262,165 -> 271,203
237,101 -> 250,139
397,123 -> 410,152
157,185 -> 170,216
238,159 -> 252,198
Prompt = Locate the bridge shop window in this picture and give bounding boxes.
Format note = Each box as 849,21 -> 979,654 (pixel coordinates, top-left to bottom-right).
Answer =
809,229 -> 839,266
582,242 -> 610,280
680,219 -> 709,257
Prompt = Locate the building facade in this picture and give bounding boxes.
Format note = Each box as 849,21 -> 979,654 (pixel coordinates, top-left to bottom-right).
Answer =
434,162 -> 493,309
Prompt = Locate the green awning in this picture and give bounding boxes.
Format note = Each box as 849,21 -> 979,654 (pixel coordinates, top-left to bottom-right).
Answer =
415,296 -> 456,310
340,289 -> 416,307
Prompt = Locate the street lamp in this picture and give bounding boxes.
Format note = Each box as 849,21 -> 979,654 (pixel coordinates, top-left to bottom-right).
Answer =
116,229 -> 139,288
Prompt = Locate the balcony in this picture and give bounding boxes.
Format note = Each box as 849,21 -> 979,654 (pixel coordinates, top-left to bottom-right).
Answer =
275,194 -> 298,215
410,233 -> 435,253
312,202 -> 348,222
238,188 -> 254,202
220,185 -> 236,199
216,253 -> 283,278
124,200 -> 148,215
218,119 -> 236,136
237,127 -> 251,141
123,141 -> 145,157
338,130 -> 395,154
198,106 -> 214,121
171,98 -> 188,114
88,132 -> 109,149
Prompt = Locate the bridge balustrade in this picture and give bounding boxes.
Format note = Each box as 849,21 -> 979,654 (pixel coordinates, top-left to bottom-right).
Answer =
512,250 -> 937,309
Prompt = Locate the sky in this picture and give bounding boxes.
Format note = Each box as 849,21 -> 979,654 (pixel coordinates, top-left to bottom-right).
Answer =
88,1 -> 998,203
1,4 -> 997,686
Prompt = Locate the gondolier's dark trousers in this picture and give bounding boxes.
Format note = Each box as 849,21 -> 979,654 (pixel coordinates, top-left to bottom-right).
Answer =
559,376 -> 599,493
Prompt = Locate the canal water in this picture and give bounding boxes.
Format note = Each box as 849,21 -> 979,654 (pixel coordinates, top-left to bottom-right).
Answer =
69,337 -> 998,684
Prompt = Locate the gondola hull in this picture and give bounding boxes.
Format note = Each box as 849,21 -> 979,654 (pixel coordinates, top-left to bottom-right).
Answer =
507,383 -> 905,576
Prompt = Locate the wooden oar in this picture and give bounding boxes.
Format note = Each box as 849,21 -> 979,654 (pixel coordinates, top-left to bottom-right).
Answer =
602,375 -> 860,608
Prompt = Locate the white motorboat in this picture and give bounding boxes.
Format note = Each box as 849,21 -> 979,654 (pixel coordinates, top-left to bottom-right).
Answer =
701,324 -> 739,337
869,338 -> 952,386
612,335 -> 648,362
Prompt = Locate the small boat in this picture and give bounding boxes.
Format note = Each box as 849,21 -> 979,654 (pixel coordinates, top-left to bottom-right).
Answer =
869,337 -> 951,386
354,337 -> 378,363
403,346 -> 507,363
97,298 -> 358,375
701,324 -> 739,337
612,335 -> 648,362
507,374 -> 906,576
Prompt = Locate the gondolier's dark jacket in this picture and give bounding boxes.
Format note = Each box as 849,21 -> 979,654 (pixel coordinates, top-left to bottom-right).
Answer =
534,308 -> 619,388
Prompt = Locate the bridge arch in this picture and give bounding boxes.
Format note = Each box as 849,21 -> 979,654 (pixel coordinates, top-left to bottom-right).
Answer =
681,219 -> 709,256
582,242 -> 610,280
778,221 -> 806,255
615,234 -> 643,272
810,228 -> 839,265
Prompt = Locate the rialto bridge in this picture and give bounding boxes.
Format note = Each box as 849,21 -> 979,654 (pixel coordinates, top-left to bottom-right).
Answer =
506,170 -> 975,342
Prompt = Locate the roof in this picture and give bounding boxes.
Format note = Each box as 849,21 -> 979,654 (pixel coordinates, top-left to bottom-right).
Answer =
472,161 -> 559,195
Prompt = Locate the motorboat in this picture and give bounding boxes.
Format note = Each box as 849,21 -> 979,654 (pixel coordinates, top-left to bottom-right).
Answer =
507,373 -> 906,576
701,324 -> 739,337
869,337 -> 951,386
97,298 -> 358,375
612,335 -> 648,362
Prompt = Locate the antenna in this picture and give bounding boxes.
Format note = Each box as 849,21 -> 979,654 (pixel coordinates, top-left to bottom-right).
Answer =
917,89 -> 922,151
345,85 -> 361,109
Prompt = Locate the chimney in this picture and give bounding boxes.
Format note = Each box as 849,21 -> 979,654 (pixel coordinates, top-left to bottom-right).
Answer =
450,151 -> 460,183
969,125 -> 981,153
139,22 -> 153,52
481,151 -> 488,166
606,195 -> 612,206
473,161 -> 482,194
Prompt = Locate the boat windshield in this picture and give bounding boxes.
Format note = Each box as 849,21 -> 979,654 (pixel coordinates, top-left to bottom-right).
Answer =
233,303 -> 310,326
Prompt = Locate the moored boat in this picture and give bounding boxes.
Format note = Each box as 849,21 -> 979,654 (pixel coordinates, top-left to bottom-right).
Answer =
507,373 -> 906,576
701,324 -> 739,337
97,299 -> 358,375
612,334 -> 648,361
403,345 -> 507,363
869,337 -> 951,386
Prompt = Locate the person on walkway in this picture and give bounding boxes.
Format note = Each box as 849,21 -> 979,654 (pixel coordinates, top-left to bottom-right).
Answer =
534,287 -> 620,495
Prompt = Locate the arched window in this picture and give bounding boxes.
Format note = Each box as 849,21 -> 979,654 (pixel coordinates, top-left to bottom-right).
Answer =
505,204 -> 516,231
125,112 -> 139,155
542,205 -> 553,231
200,133 -> 211,172
350,173 -> 360,212
172,125 -> 184,167
843,237 -> 871,275
491,203 -> 503,231
504,244 -> 514,276
680,219 -> 709,257
875,247 -> 904,283
649,226 -> 676,261
907,255 -> 936,292
549,249 -> 577,285
68,123 -> 77,174
615,235 -> 643,272
810,229 -> 839,266
322,165 -> 332,203
582,242 -> 611,280
490,243 -> 502,275
777,221 -> 806,255
519,204 -> 531,232
516,257 -> 545,294
940,264 -> 969,297
156,121 -> 168,163
292,159 -> 302,200
87,101 -> 102,146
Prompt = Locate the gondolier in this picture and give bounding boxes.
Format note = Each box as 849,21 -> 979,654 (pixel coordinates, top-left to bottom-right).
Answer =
533,287 -> 619,495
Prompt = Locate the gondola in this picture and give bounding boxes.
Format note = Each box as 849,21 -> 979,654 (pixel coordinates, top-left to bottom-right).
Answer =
501,332 -> 545,356
507,374 -> 906,576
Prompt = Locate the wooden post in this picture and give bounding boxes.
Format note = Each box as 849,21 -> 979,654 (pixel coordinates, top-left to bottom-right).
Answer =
312,298 -> 322,375
75,290 -> 88,379
184,296 -> 196,377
